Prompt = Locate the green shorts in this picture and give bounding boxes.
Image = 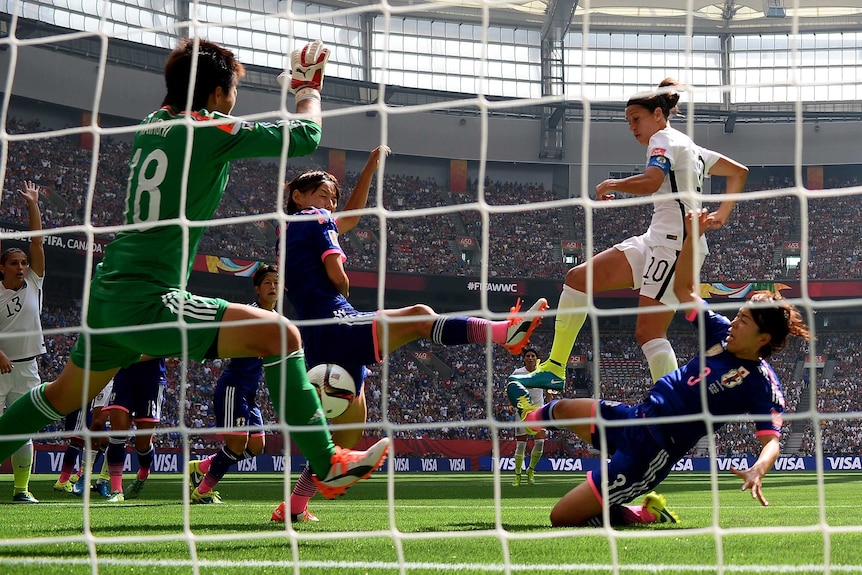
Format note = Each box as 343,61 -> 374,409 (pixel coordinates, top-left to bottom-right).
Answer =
70,288 -> 229,371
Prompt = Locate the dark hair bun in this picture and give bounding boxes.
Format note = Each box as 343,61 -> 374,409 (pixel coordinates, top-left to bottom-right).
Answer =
658,78 -> 681,109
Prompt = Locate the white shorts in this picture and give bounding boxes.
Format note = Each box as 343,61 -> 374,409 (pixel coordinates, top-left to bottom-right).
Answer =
614,233 -> 706,307
0,358 -> 40,412
92,380 -> 113,410
527,387 -> 546,407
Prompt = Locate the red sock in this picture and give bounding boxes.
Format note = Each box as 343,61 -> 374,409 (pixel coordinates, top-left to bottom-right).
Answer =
198,455 -> 214,475
290,466 -> 318,515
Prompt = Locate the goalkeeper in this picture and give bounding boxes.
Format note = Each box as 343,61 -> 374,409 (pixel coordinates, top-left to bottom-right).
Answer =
508,209 -> 810,527
0,38 -> 388,501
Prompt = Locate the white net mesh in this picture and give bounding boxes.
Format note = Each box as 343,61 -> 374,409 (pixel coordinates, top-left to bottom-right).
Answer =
1,0 -> 862,573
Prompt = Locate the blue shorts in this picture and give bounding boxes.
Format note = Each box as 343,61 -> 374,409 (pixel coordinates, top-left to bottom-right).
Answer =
214,373 -> 264,435
586,400 -> 677,507
64,409 -> 88,436
300,310 -> 378,392
104,359 -> 167,422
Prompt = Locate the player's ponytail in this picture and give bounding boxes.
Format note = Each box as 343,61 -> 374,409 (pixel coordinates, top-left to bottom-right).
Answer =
626,78 -> 681,119
747,291 -> 811,358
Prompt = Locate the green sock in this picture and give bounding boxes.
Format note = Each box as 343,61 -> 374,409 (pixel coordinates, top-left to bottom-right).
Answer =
11,441 -> 34,492
0,384 -> 62,463
263,350 -> 335,477
529,439 -> 545,470
513,441 -> 526,475
547,286 -> 588,371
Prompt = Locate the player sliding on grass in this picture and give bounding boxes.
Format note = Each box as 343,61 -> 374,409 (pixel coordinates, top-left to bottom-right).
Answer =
508,209 -> 810,527
516,78 -> 749,393
0,38 -> 389,502
271,146 -> 548,523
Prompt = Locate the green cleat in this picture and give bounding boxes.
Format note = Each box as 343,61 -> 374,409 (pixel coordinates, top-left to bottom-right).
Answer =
643,491 -> 680,524
191,488 -> 222,504
12,491 -> 39,504
125,479 -> 146,499
54,480 -> 74,493
512,474 -> 521,486
105,491 -> 125,504
509,361 -> 566,391
506,381 -> 540,436
188,460 -> 205,490
526,468 -> 536,485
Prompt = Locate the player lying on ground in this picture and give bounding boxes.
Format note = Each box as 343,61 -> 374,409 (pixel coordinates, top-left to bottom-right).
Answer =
0,38 -> 388,504
508,209 -> 809,527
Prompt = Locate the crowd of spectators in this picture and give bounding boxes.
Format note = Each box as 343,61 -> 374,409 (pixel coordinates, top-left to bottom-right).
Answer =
8,116 -> 862,282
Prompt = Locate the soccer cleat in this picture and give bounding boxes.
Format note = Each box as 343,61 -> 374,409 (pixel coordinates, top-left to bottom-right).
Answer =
503,298 -> 549,356
312,437 -> 390,500
291,508 -> 320,523
105,491 -> 125,504
509,362 -> 566,391
188,460 -> 205,490
125,479 -> 146,499
54,480 -> 74,493
72,480 -> 88,496
69,473 -> 80,484
643,491 -> 680,524
512,474 -> 521,486
527,468 -> 536,485
271,501 -> 287,522
12,491 -> 39,504
506,381 -> 540,436
191,488 -> 222,504
94,480 -> 111,498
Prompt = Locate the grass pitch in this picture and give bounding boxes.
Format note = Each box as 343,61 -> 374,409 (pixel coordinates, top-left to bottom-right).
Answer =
0,471 -> 859,574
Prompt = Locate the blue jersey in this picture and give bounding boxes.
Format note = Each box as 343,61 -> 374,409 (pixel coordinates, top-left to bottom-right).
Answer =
281,207 -> 376,390
217,302 -> 268,391
646,308 -> 785,451
283,208 -> 354,320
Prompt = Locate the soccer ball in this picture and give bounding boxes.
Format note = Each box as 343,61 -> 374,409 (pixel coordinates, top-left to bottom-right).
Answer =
307,363 -> 356,419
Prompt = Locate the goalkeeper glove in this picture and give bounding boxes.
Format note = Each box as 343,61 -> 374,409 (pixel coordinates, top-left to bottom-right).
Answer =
278,40 -> 330,103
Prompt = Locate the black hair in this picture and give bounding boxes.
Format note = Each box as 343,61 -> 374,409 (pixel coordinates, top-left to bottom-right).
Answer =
746,291 -> 811,358
162,39 -> 245,111
522,347 -> 538,358
626,78 -> 681,119
285,170 -> 341,215
252,263 -> 278,287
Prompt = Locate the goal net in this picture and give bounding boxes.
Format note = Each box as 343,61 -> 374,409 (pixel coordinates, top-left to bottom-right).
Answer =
1,0 -> 860,573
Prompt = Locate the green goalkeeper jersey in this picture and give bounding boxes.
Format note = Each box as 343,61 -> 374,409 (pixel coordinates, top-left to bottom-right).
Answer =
91,106 -> 320,301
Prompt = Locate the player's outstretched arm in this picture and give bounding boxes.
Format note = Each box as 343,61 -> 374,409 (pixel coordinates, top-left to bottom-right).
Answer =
338,145 -> 391,234
706,154 -> 748,229
19,180 -> 44,277
278,40 -> 329,126
731,433 -> 780,507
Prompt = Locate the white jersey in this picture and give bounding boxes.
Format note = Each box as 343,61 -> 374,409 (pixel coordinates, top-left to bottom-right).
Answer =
641,126 -> 721,251
511,366 -> 545,406
0,268 -> 46,361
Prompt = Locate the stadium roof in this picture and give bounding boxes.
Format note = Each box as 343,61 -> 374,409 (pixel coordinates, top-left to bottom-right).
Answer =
354,1 -> 862,33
